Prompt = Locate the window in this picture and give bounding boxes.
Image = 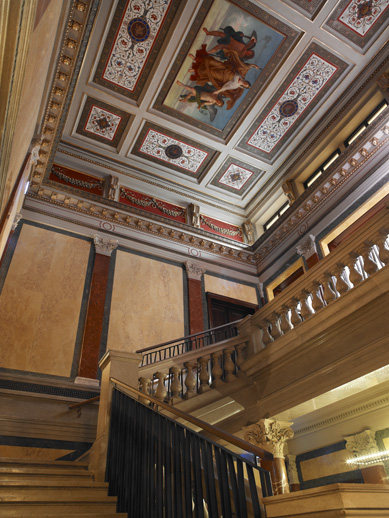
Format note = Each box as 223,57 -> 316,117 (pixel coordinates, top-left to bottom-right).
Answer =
263,201 -> 290,232
303,149 -> 341,190
344,100 -> 388,147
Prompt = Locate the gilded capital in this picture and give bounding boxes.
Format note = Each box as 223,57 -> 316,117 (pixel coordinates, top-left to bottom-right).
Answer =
244,418 -> 294,459
345,429 -> 382,466
93,235 -> 118,257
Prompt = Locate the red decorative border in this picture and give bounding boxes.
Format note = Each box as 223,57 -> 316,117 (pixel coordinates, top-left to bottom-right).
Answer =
200,215 -> 243,243
49,165 -> 104,196
119,186 -> 186,222
84,105 -> 122,141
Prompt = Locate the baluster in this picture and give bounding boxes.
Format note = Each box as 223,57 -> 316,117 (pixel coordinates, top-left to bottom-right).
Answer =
139,377 -> 151,405
299,290 -> 313,320
348,252 -> 364,286
279,306 -> 292,334
154,371 -> 167,401
378,229 -> 389,265
361,242 -> 379,276
198,356 -> 210,393
260,321 -> 273,346
211,351 -> 223,388
335,263 -> 349,295
235,343 -> 246,375
223,348 -> 235,383
289,298 -> 302,327
269,313 -> 282,339
170,366 -> 181,400
320,273 -> 337,303
310,282 -> 324,312
184,361 -> 197,399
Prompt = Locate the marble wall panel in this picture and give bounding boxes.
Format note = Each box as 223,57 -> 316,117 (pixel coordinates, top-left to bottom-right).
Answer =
204,274 -> 258,305
300,449 -> 355,481
0,224 -> 90,376
108,250 -> 185,352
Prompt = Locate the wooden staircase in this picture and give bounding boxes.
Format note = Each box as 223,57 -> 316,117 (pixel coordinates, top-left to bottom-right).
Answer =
0,458 -> 126,517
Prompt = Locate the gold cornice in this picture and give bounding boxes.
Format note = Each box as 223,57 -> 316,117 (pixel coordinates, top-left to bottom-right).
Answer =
26,187 -> 255,265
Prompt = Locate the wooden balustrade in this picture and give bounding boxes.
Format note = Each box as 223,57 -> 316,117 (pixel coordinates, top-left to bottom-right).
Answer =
138,340 -> 248,403
242,210 -> 388,350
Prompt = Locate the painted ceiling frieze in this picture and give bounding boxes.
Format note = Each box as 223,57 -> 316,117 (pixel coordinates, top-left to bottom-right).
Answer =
210,157 -> 263,195
119,186 -> 186,222
94,0 -> 182,100
132,122 -> 218,177
281,0 -> 326,19
200,214 -> 243,242
49,164 -> 105,196
76,97 -> 132,147
325,0 -> 389,52
154,0 -> 302,140
239,42 -> 349,163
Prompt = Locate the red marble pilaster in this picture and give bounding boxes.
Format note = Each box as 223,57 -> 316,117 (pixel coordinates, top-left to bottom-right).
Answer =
305,252 -> 320,269
185,261 -> 205,336
77,236 -> 117,380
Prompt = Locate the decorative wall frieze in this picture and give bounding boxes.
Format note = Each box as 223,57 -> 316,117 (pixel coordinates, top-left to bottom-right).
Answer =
254,114 -> 389,268
30,0 -> 95,187
244,418 -> 294,458
25,186 -> 256,266
93,235 -> 118,256
185,261 -> 205,281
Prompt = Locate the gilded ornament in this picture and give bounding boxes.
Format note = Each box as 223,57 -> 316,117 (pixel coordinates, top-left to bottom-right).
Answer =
66,38 -> 77,49
47,115 -> 56,123
70,21 -> 82,31
54,87 -> 64,96
76,2 -> 86,11
62,56 -> 72,66
58,72 -> 68,81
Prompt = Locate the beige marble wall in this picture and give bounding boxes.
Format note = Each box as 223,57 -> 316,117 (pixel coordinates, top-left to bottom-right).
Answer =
108,251 -> 185,352
0,224 -> 90,376
204,274 -> 258,305
300,449 -> 355,481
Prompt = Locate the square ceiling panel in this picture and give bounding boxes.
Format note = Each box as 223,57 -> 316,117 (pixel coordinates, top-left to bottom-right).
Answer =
76,96 -> 132,147
131,122 -> 219,178
282,0 -> 327,19
154,0 -> 302,139
210,157 -> 263,195
325,0 -> 389,53
238,42 -> 350,163
93,0 -> 183,101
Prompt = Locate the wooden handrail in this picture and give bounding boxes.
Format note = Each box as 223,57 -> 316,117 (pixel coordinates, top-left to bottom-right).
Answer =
111,377 -> 273,461
68,395 -> 100,410
136,319 -> 242,353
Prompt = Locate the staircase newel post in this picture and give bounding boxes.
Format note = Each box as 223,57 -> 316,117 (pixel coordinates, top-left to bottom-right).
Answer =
89,349 -> 141,482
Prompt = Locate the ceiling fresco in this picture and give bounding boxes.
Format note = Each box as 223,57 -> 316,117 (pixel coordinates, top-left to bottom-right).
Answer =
44,0 -> 388,235
153,0 -> 302,138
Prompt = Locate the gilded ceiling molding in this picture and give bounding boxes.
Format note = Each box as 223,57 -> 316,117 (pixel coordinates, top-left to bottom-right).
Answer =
26,186 -> 256,265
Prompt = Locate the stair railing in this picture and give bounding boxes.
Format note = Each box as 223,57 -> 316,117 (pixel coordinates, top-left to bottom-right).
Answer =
107,377 -> 273,518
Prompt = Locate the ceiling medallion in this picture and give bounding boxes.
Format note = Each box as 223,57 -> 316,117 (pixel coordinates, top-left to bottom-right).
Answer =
85,106 -> 121,141
279,99 -> 298,118
127,17 -> 150,42
165,144 -> 183,159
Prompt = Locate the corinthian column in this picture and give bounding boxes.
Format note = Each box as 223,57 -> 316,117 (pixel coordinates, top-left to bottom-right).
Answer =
345,429 -> 387,484
244,418 -> 294,495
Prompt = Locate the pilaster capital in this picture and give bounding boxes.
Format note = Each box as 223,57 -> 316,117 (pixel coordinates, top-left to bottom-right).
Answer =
185,260 -> 205,281
243,418 -> 294,459
286,454 -> 299,485
12,213 -> 22,231
242,220 -> 255,245
345,429 -> 383,466
296,234 -> 317,259
93,235 -> 118,256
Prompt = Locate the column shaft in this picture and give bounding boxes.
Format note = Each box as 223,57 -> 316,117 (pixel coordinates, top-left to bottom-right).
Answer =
188,277 -> 204,335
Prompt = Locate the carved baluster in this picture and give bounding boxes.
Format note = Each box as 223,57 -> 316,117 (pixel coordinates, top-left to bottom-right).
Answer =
198,356 -> 210,393
378,229 -> 389,265
260,321 -> 274,346
184,361 -> 197,399
235,343 -> 246,375
139,377 -> 152,405
348,252 -> 364,286
170,366 -> 181,400
299,290 -> 313,320
361,242 -> 379,276
269,313 -> 282,339
310,282 -> 325,312
335,263 -> 350,294
320,273 -> 337,303
154,372 -> 167,401
279,306 -> 292,334
224,348 -> 235,383
211,351 -> 223,388
289,298 -> 302,327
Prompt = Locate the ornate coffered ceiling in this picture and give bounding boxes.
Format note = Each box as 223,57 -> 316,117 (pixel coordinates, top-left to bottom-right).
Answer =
33,0 -> 388,242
